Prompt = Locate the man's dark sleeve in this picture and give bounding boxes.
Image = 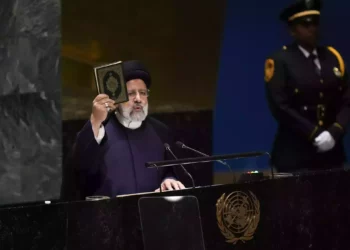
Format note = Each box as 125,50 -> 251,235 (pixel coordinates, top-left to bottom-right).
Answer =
73,120 -> 105,174
61,121 -> 106,200
264,54 -> 323,141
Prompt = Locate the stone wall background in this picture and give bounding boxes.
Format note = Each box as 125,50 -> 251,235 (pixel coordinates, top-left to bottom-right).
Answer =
0,0 -> 61,205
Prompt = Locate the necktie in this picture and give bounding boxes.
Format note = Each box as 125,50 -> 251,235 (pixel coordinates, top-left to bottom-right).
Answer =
309,53 -> 320,76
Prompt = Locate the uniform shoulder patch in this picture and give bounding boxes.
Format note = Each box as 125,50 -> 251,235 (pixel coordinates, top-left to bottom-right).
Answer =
327,46 -> 345,77
264,58 -> 275,82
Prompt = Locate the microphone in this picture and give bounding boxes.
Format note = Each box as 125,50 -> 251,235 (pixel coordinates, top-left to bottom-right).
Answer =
176,141 -> 236,183
176,141 -> 274,181
176,141 -> 233,173
164,143 -> 195,189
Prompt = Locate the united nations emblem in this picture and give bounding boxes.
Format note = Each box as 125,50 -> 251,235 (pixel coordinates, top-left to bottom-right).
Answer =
216,191 -> 260,244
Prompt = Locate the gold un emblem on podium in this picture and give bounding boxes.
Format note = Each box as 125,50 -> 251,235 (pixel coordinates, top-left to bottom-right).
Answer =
216,191 -> 260,244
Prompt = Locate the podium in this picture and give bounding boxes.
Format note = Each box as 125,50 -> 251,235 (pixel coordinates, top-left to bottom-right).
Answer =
0,168 -> 350,250
138,195 -> 205,250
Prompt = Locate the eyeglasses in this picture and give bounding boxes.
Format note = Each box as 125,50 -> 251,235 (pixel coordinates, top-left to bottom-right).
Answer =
128,89 -> 150,98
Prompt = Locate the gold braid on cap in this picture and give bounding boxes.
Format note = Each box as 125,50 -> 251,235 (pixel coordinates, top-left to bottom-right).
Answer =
288,10 -> 320,21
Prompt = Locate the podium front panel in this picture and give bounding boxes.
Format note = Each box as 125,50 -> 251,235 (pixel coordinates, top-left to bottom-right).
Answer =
138,195 -> 206,250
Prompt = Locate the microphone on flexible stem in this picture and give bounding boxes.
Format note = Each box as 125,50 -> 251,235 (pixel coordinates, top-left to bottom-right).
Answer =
164,143 -> 195,189
176,141 -> 274,181
175,141 -> 236,183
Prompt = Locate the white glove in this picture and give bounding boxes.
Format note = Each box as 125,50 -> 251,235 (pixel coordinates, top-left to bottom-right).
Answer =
313,131 -> 335,152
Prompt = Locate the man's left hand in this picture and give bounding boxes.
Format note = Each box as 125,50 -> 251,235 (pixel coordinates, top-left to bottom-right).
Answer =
155,178 -> 185,192
314,131 -> 335,152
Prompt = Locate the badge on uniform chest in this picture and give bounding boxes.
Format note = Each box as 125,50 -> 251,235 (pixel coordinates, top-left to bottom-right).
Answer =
333,67 -> 342,78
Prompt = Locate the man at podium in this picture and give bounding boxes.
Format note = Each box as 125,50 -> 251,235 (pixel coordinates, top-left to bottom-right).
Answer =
72,60 -> 185,198
264,0 -> 350,172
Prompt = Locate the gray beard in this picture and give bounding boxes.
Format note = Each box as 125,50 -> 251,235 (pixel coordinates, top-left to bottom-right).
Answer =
115,104 -> 148,129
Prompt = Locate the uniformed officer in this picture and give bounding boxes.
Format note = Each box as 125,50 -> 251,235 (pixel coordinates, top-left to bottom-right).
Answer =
264,0 -> 350,172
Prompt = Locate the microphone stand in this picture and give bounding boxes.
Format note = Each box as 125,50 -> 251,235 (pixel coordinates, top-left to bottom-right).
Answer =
146,151 -> 268,168
165,144 -> 196,189
176,142 -> 236,183
146,151 -> 273,183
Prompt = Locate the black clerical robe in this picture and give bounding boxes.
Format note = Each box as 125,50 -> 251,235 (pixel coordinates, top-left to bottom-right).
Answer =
74,116 -> 176,198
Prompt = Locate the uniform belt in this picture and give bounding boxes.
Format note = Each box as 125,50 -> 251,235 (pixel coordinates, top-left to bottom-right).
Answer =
300,104 -> 326,111
300,104 -> 327,126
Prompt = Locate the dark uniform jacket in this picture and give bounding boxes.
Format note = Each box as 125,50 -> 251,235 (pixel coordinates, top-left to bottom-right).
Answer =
264,43 -> 350,172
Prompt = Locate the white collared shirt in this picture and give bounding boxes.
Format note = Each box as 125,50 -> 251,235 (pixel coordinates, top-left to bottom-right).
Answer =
298,45 -> 321,70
